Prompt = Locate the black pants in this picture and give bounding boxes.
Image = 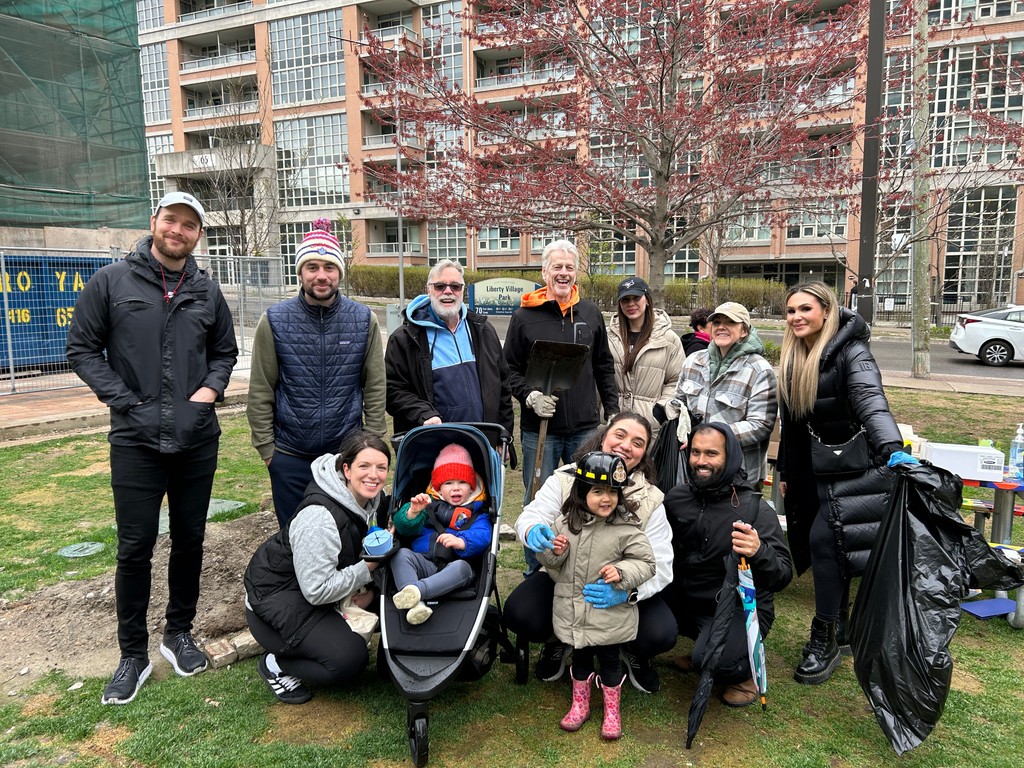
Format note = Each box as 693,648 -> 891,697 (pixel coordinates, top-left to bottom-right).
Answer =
246,608 -> 370,685
808,478 -> 846,622
672,598 -> 765,686
505,571 -> 678,660
572,643 -> 623,683
110,440 -> 218,659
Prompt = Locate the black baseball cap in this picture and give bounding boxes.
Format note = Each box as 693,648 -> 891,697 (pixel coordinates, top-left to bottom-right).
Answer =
616,276 -> 650,302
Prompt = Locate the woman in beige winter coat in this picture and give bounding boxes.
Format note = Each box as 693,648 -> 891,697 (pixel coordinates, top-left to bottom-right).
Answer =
608,277 -> 684,440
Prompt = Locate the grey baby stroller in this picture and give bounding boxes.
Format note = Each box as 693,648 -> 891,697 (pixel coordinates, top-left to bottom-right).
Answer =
379,423 -> 515,766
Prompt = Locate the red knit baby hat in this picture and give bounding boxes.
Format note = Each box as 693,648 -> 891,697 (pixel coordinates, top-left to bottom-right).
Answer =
295,218 -> 344,274
431,443 -> 476,489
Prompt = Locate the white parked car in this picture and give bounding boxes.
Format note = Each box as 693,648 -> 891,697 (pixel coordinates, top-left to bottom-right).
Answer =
949,305 -> 1024,366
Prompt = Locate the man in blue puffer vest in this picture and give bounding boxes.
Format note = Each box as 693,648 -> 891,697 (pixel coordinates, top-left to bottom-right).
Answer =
247,219 -> 386,526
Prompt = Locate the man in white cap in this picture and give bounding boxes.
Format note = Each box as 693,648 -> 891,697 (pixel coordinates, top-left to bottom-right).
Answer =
67,191 -> 238,705
247,219 -> 386,526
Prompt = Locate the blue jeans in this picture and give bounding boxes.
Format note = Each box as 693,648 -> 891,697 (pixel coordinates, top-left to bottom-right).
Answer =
267,450 -> 316,528
389,548 -> 475,601
519,429 -> 589,576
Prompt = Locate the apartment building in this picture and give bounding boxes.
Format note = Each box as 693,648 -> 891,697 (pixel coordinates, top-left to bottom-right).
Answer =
140,0 -> 1024,306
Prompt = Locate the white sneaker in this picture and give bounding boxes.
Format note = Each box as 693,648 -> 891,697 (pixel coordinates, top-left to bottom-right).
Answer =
406,602 -> 433,625
393,584 -> 422,610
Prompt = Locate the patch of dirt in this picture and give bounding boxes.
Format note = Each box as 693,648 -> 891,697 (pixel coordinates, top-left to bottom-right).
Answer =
259,698 -> 369,745
0,511 -> 278,693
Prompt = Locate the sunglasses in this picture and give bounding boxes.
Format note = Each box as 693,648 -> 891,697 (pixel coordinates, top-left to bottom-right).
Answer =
430,282 -> 465,292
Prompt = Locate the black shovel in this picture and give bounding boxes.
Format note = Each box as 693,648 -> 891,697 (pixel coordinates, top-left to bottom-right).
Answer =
523,340 -> 590,502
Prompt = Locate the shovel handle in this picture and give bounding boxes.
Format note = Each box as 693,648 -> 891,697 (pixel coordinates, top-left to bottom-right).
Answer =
526,417 -> 551,504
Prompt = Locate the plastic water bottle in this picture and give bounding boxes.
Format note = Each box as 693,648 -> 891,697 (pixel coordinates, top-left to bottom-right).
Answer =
1010,423 -> 1024,481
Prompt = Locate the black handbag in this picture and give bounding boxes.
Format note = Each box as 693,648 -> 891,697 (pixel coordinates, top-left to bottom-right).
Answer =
807,424 -> 872,477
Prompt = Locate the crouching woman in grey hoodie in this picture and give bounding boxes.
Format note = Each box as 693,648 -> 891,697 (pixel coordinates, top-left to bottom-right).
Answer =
244,431 -> 391,704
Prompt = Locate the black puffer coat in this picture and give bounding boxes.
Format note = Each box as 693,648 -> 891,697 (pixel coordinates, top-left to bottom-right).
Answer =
779,309 -> 904,576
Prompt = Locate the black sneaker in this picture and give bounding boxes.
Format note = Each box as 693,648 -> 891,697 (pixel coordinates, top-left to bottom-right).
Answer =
622,647 -> 661,693
101,657 -> 152,705
160,631 -> 209,676
534,641 -> 570,682
257,653 -> 312,705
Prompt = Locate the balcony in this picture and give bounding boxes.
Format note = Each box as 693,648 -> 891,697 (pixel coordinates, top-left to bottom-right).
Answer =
367,242 -> 424,254
475,66 -> 575,91
181,50 -> 256,73
178,0 -> 253,24
360,25 -> 419,46
184,100 -> 259,119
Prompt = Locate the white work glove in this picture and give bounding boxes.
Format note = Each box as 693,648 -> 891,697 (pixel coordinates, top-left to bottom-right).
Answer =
526,390 -> 558,419
676,408 -> 692,448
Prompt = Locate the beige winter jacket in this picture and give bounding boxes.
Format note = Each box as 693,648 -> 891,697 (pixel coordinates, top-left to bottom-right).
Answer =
608,308 -> 684,440
537,509 -> 656,649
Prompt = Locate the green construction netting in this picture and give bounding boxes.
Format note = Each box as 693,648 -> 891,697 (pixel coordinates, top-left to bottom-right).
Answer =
0,0 -> 150,228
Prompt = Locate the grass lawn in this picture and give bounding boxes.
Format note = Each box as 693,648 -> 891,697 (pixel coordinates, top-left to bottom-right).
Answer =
1,390 -> 1022,767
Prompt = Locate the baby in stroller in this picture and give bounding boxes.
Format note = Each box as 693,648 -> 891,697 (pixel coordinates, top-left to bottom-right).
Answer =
390,443 -> 492,625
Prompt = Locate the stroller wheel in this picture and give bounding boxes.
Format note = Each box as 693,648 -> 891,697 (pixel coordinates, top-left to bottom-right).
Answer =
514,635 -> 530,685
410,715 -> 429,767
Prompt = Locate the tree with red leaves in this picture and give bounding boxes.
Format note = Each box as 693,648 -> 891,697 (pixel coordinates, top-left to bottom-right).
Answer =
359,0 -> 869,297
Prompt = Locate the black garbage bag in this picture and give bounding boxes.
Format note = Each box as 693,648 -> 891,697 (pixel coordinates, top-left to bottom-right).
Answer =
850,461 -> 1024,755
650,415 -> 682,493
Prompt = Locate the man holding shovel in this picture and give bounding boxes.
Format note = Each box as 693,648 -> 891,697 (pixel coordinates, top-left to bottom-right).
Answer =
505,239 -> 619,574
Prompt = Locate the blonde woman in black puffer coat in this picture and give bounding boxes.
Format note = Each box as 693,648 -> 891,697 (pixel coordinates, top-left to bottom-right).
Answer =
777,281 -> 903,686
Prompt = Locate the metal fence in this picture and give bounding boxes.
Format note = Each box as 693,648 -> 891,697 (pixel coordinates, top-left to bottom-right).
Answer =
0,249 -> 289,395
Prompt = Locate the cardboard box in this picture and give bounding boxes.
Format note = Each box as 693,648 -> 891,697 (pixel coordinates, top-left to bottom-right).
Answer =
921,443 -> 1005,482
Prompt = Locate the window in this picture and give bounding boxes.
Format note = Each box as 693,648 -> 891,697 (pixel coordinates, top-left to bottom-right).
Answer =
146,134 -> 175,210
270,10 -> 346,106
943,186 -> 1016,303
140,44 -> 170,123
429,222 -> 467,264
478,227 -> 520,251
786,207 -> 848,240
276,113 -> 349,207
137,0 -> 163,31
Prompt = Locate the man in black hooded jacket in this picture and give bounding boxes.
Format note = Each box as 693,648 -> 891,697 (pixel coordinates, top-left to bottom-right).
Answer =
663,422 -> 792,706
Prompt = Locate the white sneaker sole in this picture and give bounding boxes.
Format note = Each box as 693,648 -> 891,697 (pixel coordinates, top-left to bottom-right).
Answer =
101,662 -> 152,705
160,642 -> 209,677
393,585 -> 422,610
406,602 -> 433,625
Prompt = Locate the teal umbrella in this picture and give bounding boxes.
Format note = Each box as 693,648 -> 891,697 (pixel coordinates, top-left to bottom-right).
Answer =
737,557 -> 768,710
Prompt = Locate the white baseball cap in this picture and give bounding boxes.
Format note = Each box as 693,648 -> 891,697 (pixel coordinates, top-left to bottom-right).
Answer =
156,192 -> 205,227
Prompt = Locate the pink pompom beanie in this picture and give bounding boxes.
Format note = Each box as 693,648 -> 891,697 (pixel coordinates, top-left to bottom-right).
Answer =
295,218 -> 344,274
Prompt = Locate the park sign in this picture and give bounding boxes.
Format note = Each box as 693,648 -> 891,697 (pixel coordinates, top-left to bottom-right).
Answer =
468,277 -> 540,316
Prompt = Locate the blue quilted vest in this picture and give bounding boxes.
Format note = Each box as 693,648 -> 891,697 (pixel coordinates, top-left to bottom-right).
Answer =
266,295 -> 370,456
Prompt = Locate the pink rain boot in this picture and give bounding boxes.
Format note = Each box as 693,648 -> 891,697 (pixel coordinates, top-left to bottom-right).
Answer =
599,674 -> 625,740
560,669 -> 594,732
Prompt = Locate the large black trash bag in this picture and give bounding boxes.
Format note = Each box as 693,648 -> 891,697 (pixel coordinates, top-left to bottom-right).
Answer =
650,415 -> 682,494
850,462 -> 1024,755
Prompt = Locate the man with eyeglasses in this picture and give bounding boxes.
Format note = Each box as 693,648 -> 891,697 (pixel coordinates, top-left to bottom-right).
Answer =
385,259 -> 513,436
247,219 -> 386,527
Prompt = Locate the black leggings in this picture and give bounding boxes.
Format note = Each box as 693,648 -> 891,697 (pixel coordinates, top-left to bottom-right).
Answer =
571,644 -> 623,683
504,571 -> 678,660
246,608 -> 369,686
808,479 -> 846,622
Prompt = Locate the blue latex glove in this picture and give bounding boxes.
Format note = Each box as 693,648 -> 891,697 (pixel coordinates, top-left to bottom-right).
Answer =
525,524 -> 556,552
887,450 -> 920,467
582,580 -> 629,609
